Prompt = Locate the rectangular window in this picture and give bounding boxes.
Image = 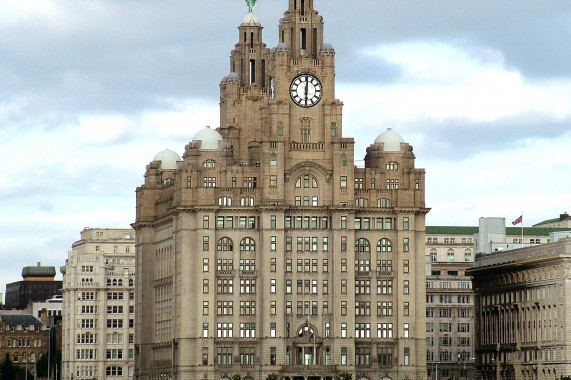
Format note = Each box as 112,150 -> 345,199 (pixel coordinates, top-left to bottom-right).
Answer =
403,217 -> 409,230
341,236 -> 347,251
378,347 -> 392,367
340,176 -> 347,188
217,347 -> 233,366
203,236 -> 209,251
203,215 -> 209,229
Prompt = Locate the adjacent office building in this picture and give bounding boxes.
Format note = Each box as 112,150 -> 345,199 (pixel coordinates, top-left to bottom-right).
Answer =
468,237 -> 571,380
4,263 -> 62,310
60,228 -> 136,379
133,1 -> 428,379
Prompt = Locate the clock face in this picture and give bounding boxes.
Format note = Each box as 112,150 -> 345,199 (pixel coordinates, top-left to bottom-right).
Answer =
289,74 -> 322,108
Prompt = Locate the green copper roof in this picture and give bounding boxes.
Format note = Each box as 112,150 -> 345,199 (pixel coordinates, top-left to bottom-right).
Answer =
426,226 -> 479,235
22,266 -> 56,278
535,214 -> 571,226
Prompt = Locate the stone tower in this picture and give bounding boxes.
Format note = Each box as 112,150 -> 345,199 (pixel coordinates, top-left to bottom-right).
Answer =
133,1 -> 428,379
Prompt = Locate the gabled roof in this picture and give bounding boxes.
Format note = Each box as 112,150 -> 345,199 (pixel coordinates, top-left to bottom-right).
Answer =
0,313 -> 44,326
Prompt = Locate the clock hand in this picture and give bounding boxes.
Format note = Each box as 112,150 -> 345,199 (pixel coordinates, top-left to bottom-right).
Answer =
304,76 -> 309,99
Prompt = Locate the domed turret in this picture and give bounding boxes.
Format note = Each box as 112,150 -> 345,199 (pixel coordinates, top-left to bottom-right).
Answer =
192,126 -> 224,150
320,43 -> 335,53
153,149 -> 181,170
374,128 -> 405,152
276,42 -> 290,52
241,12 -> 261,26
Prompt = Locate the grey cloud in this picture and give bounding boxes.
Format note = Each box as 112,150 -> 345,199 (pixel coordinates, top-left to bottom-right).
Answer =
1,0 -> 570,124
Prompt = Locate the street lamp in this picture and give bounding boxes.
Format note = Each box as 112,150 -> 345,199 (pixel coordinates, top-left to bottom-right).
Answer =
25,323 -> 28,380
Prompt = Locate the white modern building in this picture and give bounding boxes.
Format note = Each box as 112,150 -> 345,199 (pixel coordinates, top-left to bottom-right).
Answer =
60,228 -> 136,379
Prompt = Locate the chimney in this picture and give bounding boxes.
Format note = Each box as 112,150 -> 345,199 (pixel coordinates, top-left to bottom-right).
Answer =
561,212 -> 569,220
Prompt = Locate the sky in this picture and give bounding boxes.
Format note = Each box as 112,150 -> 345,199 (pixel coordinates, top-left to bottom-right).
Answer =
1,0 -> 570,291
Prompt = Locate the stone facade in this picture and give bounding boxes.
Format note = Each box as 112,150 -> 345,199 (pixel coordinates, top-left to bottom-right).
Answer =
60,228 -> 136,380
0,312 -> 49,374
468,237 -> 571,380
424,225 -> 571,380
133,2 -> 428,380
425,227 -> 476,380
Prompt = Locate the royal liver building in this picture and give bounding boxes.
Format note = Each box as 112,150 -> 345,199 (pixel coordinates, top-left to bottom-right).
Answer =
133,1 -> 428,379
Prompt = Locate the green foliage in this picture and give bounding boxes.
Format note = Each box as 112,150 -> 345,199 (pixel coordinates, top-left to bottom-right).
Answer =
232,375 -> 242,380
0,353 -> 17,380
0,353 -> 30,380
338,372 -> 353,380
266,374 -> 279,380
559,376 -> 571,380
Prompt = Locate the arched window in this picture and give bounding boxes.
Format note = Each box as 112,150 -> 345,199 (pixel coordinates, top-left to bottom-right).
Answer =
218,196 -> 232,206
386,161 -> 398,170
298,325 -> 314,336
240,197 -> 254,206
295,174 -> 318,188
203,159 -> 216,169
340,153 -> 347,166
270,153 -> 277,166
217,238 -> 234,252
300,118 -> 311,143
355,238 -> 370,253
378,198 -> 391,208
240,238 -> 256,251
377,238 -> 392,252
464,249 -> 472,262
447,249 -> 455,262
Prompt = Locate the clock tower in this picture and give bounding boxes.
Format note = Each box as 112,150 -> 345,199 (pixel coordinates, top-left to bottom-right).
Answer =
134,1 -> 428,380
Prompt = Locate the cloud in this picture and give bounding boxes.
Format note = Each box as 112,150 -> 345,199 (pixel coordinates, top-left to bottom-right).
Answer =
340,40 -> 571,160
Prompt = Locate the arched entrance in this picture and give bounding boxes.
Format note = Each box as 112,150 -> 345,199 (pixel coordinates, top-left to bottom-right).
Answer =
295,325 -> 319,365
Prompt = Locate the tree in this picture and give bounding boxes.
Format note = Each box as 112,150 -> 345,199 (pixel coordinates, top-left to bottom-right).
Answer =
338,372 -> 353,380
232,375 -> 242,380
0,353 -> 17,380
266,374 -> 279,380
559,376 -> 571,380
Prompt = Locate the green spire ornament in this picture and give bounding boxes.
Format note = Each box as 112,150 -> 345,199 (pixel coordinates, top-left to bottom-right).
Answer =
245,0 -> 258,12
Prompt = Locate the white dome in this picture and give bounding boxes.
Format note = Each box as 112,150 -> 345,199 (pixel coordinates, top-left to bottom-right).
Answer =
276,42 -> 290,52
241,12 -> 261,26
320,43 -> 335,53
153,149 -> 181,170
374,128 -> 405,152
193,126 -> 224,150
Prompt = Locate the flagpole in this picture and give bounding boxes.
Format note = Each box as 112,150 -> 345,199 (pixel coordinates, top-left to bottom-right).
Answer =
521,211 -> 523,248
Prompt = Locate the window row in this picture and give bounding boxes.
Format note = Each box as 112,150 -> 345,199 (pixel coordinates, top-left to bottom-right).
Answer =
212,345 -> 398,368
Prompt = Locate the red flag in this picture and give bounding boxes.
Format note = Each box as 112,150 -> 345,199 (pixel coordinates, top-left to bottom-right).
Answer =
512,215 -> 523,225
